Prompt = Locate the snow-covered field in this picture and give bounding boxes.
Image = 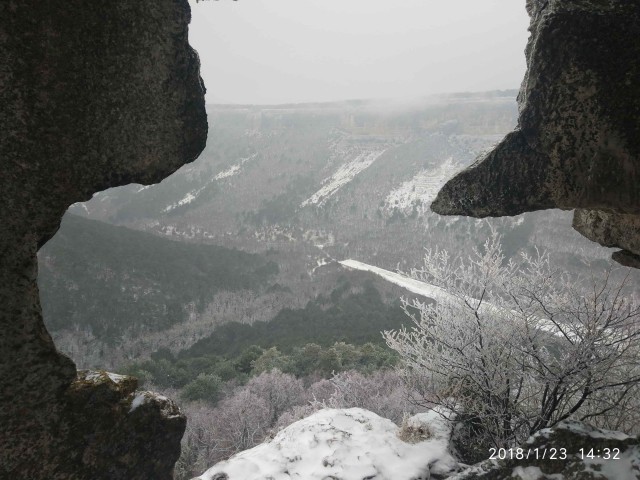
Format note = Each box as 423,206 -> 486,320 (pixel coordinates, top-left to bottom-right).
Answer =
339,259 -> 453,304
301,149 -> 386,207
195,408 -> 458,480
384,157 -> 459,213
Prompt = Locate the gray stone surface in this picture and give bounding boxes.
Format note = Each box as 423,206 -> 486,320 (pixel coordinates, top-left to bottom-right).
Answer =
0,0 -> 207,478
431,0 -> 640,265
450,420 -> 640,479
573,209 -> 640,258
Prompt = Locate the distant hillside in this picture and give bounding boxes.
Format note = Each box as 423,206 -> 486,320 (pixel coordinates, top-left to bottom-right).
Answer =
52,93 -> 638,368
68,93 -> 519,263
181,279 -> 407,359
39,214 -> 278,346
68,93 -> 617,275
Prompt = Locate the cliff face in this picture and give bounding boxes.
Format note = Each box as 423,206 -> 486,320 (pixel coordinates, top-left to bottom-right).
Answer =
431,0 -> 640,265
0,1 -> 207,478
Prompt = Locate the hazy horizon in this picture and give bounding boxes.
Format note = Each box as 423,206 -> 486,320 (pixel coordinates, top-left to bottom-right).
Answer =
203,88 -> 520,107
188,0 -> 530,105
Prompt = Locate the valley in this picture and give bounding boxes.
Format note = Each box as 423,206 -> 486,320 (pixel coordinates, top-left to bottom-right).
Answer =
36,92 -> 640,480
42,91 -> 634,370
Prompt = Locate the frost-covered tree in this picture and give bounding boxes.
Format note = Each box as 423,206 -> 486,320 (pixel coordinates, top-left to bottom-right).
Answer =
212,389 -> 272,454
384,233 -> 640,454
175,402 -> 224,478
320,369 -> 415,424
244,369 -> 305,424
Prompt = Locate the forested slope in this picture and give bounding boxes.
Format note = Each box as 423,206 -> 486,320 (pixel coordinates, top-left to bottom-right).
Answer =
39,214 -> 278,345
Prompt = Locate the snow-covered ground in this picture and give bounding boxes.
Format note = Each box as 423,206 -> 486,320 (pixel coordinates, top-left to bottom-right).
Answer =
339,259 -> 582,340
339,259 -> 453,304
195,408 -> 458,480
301,149 -> 386,207
384,157 -> 458,213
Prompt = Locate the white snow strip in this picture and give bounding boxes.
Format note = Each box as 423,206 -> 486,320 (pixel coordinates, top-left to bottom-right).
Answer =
164,190 -> 200,212
339,259 -> 576,339
196,408 -> 457,480
84,372 -> 103,382
129,393 -> 149,413
106,372 -> 127,384
164,154 -> 257,212
84,371 -> 128,384
302,150 -> 386,207
215,153 -> 258,180
164,190 -> 202,212
340,259 -> 453,304
385,157 -> 458,212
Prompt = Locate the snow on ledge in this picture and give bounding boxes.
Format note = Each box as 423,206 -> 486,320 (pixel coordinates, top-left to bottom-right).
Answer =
129,393 -> 150,413
195,407 -> 457,480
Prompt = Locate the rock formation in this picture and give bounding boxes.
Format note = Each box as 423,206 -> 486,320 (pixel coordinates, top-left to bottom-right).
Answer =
431,0 -> 640,265
450,420 -> 640,479
0,0 -> 207,478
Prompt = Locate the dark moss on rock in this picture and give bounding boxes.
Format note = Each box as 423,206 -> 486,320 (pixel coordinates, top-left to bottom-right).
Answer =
0,0 -> 206,478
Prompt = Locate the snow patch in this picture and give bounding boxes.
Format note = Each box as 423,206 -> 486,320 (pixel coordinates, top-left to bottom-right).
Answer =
84,371 -> 103,382
106,372 -> 127,384
408,407 -> 456,444
196,408 -> 457,480
164,154 -> 258,212
384,157 -> 458,213
301,149 -> 386,207
164,191 -> 198,212
339,259 -> 453,304
310,257 -> 332,275
339,259 -> 576,339
583,446 -> 640,480
129,393 -> 149,413
83,371 -> 128,384
303,229 -> 335,249
511,466 -> 563,480
215,153 -> 258,180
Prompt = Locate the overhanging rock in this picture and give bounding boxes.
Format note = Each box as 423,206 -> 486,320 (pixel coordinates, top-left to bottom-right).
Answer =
431,0 -> 640,265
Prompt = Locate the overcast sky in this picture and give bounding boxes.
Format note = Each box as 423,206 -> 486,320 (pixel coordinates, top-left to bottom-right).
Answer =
187,0 -> 530,105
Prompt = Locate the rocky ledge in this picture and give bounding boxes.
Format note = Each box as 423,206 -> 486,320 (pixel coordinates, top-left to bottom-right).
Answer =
451,420 -> 640,479
64,371 -> 186,479
431,0 -> 640,265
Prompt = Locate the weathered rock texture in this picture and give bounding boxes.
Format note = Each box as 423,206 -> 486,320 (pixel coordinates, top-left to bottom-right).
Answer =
0,0 -> 207,478
450,420 -> 640,479
431,0 -> 640,265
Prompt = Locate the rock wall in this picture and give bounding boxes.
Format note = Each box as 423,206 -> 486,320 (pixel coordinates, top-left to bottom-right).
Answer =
0,1 -> 207,478
431,0 -> 640,265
